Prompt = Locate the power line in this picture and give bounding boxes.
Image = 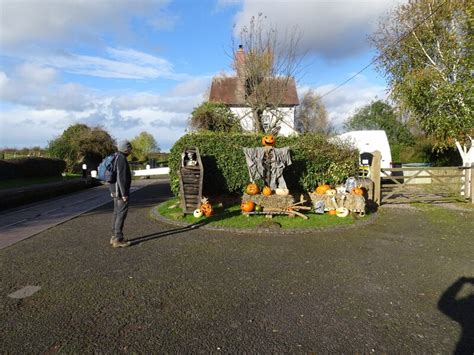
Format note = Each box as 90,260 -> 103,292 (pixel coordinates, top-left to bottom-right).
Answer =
319,0 -> 448,99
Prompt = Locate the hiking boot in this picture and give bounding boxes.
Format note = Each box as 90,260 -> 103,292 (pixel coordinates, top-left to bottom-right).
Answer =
112,239 -> 131,248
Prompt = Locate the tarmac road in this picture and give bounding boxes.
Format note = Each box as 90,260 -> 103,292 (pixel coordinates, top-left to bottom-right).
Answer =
0,180 -> 473,353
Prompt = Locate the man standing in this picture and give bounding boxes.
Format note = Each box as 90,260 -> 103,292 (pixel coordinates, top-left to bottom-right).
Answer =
110,140 -> 133,248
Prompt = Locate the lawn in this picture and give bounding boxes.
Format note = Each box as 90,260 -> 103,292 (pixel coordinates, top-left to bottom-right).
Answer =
156,197 -> 369,230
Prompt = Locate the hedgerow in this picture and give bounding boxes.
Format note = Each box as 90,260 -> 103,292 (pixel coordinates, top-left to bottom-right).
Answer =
0,157 -> 66,180
169,132 -> 358,196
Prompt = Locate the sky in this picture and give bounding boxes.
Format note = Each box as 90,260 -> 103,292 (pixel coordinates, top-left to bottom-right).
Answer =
0,0 -> 405,152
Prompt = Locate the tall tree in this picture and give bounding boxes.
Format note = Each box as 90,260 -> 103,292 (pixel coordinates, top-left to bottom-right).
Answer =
130,131 -> 160,162
344,100 -> 414,145
371,0 -> 473,148
295,90 -> 331,134
234,13 -> 302,134
47,124 -> 116,171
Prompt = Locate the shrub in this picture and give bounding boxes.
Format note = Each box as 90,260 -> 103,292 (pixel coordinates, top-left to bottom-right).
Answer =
188,102 -> 242,132
0,157 -> 66,180
169,132 -> 358,196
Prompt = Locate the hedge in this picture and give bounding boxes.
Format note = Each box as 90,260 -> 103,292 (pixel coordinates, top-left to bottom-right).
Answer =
169,132 -> 359,196
0,157 -> 66,180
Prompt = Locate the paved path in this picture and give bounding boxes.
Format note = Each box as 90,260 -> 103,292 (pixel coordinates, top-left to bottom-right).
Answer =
0,179 -> 157,250
1,181 -> 473,353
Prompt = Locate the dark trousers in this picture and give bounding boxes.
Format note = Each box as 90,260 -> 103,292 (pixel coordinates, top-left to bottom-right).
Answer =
112,198 -> 129,240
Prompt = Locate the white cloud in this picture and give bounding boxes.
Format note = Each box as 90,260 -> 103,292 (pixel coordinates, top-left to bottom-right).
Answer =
299,75 -> 388,131
0,0 -> 173,48
233,0 -> 406,60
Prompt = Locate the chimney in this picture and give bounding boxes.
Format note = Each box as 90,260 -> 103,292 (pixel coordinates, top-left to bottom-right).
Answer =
235,45 -> 245,77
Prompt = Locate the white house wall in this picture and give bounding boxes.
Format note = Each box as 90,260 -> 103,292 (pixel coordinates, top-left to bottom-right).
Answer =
230,107 -> 296,136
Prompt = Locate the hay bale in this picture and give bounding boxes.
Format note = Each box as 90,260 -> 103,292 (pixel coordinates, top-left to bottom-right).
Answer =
309,192 -> 365,213
242,193 -> 294,209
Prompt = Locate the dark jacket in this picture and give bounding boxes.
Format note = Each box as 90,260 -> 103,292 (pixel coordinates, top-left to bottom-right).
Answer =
109,152 -> 131,198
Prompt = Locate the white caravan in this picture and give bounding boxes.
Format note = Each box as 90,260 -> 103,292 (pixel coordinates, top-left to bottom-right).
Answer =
336,130 -> 393,170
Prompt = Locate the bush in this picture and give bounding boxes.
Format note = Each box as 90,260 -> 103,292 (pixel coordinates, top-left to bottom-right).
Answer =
0,157 -> 66,180
169,132 -> 358,196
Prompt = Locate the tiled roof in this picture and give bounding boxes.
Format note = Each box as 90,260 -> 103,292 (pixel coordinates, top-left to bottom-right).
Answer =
209,76 -> 299,106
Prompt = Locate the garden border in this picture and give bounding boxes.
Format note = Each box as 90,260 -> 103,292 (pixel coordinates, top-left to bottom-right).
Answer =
150,201 -> 379,235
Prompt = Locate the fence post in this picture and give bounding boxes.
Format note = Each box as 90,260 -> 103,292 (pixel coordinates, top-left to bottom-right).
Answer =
370,150 -> 382,205
470,164 -> 474,204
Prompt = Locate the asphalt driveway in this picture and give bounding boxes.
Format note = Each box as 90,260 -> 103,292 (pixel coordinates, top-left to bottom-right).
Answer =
1,180 -> 473,353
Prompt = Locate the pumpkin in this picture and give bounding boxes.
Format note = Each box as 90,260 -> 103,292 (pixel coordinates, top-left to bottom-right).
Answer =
325,189 -> 337,196
352,186 -> 364,196
275,188 -> 289,196
200,197 -> 213,217
193,209 -> 203,218
315,184 -> 331,195
261,134 -> 276,146
246,183 -> 260,195
328,209 -> 337,216
262,186 -> 272,196
241,200 -> 255,212
336,207 -> 349,218
254,204 -> 263,212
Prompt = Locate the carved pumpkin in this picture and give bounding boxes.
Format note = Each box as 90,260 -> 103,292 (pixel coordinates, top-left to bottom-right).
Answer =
261,134 -> 276,146
328,209 -> 337,216
336,207 -> 350,218
246,183 -> 260,195
193,209 -> 203,218
200,197 -> 213,217
241,200 -> 255,212
262,186 -> 272,196
352,186 -> 364,196
315,184 -> 331,195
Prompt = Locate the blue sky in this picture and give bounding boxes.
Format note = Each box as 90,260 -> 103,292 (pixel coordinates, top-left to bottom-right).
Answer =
0,0 -> 404,151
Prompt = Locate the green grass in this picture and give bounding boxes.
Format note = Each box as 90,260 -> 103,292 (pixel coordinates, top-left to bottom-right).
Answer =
0,174 -> 81,190
157,197 -> 366,230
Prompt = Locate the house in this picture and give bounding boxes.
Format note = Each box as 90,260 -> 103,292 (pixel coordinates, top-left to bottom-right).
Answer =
209,46 -> 299,135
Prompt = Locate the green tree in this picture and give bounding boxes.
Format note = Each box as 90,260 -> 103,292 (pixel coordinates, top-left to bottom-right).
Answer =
188,102 -> 242,132
295,90 -> 331,134
371,0 -> 473,149
344,100 -> 414,145
130,131 -> 160,162
46,124 -> 116,171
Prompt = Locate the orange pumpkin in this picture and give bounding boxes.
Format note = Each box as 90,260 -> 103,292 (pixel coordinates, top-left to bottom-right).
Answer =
241,200 -> 255,212
315,184 -> 331,195
352,186 -> 364,196
328,209 -> 337,216
261,134 -> 276,146
262,186 -> 272,196
200,197 -> 213,217
246,183 -> 260,195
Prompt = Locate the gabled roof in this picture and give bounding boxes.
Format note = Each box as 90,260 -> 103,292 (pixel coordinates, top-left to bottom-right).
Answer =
209,76 -> 299,107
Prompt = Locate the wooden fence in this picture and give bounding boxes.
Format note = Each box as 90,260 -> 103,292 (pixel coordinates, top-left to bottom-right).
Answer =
369,151 -> 473,205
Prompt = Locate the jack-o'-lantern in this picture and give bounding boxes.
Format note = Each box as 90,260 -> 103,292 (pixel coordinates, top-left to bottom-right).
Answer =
351,186 -> 364,196
246,183 -> 260,195
200,197 -> 213,217
241,200 -> 255,212
261,134 -> 276,146
262,186 -> 272,196
315,184 -> 331,195
336,207 -> 349,218
328,209 -> 337,216
193,209 -> 203,218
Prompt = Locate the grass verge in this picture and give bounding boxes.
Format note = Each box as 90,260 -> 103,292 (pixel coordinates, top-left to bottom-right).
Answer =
0,174 -> 81,190
157,197 -> 368,230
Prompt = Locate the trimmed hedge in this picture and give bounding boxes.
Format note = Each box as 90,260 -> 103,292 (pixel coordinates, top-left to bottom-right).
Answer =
0,157 -> 66,180
169,132 -> 359,196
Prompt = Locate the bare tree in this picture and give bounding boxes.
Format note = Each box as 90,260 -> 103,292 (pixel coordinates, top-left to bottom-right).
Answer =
233,13 -> 303,134
295,90 -> 331,134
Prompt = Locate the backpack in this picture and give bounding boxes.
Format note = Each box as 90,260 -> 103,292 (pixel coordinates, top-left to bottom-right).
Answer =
97,153 -> 117,183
